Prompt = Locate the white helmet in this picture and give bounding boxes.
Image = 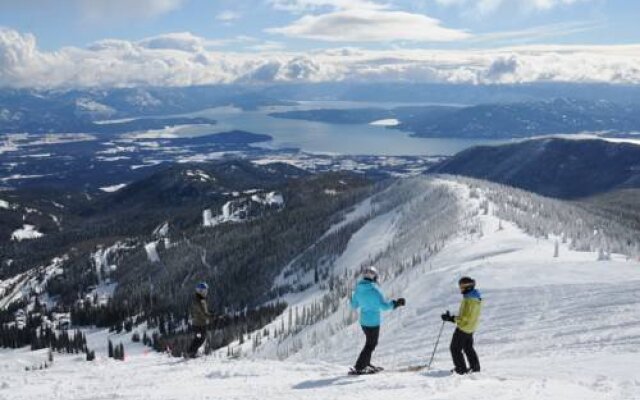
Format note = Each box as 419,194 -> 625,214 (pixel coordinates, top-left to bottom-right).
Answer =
195,282 -> 209,297
362,266 -> 378,281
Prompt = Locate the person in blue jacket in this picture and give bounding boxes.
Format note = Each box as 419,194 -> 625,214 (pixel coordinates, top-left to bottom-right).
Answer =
350,266 -> 405,374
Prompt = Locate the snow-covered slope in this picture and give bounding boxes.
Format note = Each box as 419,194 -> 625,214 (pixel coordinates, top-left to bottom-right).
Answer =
2,176 -> 640,400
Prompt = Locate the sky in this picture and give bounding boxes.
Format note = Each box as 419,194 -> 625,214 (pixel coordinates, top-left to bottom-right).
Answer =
0,0 -> 639,88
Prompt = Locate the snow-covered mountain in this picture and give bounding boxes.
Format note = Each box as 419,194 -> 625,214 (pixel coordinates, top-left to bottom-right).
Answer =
2,175 -> 639,399
431,137 -> 640,199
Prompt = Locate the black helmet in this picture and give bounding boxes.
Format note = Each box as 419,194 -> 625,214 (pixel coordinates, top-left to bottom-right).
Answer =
458,276 -> 475,289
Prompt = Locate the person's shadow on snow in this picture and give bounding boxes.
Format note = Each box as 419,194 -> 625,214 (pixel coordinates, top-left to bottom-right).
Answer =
293,377 -> 361,389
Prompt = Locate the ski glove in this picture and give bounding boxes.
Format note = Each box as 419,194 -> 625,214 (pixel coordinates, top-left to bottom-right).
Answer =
392,298 -> 406,309
441,310 -> 455,323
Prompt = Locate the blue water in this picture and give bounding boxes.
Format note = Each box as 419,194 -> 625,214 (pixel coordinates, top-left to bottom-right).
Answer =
174,101 -> 504,156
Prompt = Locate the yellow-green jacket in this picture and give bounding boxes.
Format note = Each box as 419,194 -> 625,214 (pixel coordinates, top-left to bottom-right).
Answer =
455,289 -> 482,334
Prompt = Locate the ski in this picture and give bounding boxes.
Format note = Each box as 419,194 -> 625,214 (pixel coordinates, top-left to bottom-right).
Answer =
348,367 -> 381,376
396,364 -> 428,373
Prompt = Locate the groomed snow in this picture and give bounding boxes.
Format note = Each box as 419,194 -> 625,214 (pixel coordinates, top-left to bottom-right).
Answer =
2,178 -> 640,400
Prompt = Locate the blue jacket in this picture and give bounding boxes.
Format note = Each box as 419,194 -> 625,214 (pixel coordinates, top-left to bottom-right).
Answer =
351,279 -> 394,327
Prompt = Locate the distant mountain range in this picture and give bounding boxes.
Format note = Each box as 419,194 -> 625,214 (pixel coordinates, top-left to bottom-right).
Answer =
271,98 -> 640,139
399,98 -> 640,138
4,83 -> 640,137
430,138 -> 640,199
0,86 -> 291,134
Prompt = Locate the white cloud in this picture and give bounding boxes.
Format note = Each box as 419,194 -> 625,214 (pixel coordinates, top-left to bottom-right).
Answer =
78,0 -> 186,20
215,10 -> 242,23
0,0 -> 187,20
435,0 -> 593,15
138,32 -> 206,52
471,21 -> 602,46
269,0 -> 388,12
267,9 -> 471,42
2,28 -> 640,88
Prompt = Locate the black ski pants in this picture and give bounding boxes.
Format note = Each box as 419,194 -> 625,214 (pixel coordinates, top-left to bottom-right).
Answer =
188,325 -> 207,356
355,326 -> 380,370
450,328 -> 480,374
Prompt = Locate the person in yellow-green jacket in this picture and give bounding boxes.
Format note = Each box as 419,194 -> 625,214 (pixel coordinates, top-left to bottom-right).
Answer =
441,276 -> 482,374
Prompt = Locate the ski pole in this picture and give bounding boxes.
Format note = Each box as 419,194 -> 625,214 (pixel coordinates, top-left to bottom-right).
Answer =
427,320 -> 446,370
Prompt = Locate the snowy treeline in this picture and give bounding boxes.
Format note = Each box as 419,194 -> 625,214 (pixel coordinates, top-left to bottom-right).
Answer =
251,177 -> 468,360
245,175 -> 640,360
450,176 -> 640,259
273,217 -> 371,295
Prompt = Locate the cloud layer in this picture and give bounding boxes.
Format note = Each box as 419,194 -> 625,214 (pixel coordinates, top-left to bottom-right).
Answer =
267,9 -> 471,42
1,28 -> 640,88
436,0 -> 592,15
0,0 -> 187,20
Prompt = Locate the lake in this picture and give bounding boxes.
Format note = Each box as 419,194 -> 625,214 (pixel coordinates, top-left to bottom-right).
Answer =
161,101 -> 505,156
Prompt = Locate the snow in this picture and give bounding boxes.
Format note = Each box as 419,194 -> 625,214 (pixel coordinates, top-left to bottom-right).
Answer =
0,257 -> 65,311
0,199 -> 10,209
1,174 -> 48,183
49,214 -> 61,227
99,183 -> 127,192
97,156 -> 131,162
145,242 -> 161,263
202,209 -> 215,227
323,197 -> 373,238
97,145 -> 137,155
75,98 -> 116,115
370,118 -> 400,126
130,160 -> 163,170
20,153 -> 51,158
2,177 -> 640,400
176,151 -> 243,163
10,224 -> 44,241
204,192 -> 284,227
185,169 -> 214,182
0,140 -> 19,154
92,242 -> 131,282
122,124 -> 209,140
154,222 -> 170,238
251,191 -> 284,206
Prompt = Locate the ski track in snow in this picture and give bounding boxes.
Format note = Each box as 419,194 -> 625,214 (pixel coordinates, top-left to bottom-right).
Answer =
2,178 -> 640,399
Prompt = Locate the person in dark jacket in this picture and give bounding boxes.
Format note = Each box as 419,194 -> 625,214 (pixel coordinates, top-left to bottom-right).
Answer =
188,282 -> 213,358
441,276 -> 482,374
350,266 -> 405,374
